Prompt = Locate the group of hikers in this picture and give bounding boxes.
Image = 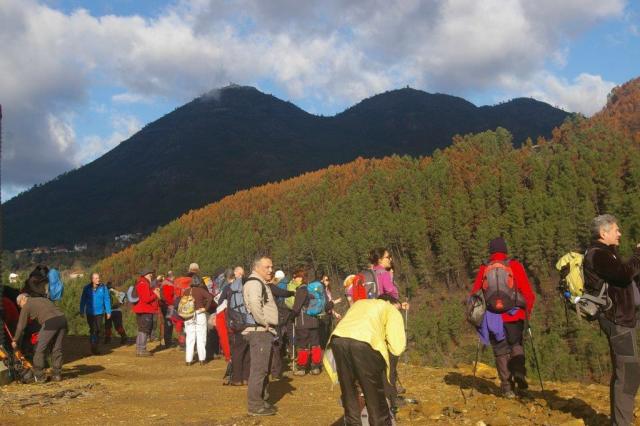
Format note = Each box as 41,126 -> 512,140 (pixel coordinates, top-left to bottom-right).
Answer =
2,213 -> 640,425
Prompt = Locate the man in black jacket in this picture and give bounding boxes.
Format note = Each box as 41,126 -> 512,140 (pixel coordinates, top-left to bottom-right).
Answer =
583,214 -> 640,425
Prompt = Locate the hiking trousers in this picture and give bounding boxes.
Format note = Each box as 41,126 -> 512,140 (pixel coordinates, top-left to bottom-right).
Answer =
599,317 -> 640,426
34,316 -> 67,377
230,331 -> 250,384
86,314 -> 104,346
245,331 -> 273,412
136,313 -> 154,353
185,312 -> 207,363
490,320 -> 526,392
105,310 -> 126,339
160,305 -> 174,346
383,354 -> 400,407
331,336 -> 392,426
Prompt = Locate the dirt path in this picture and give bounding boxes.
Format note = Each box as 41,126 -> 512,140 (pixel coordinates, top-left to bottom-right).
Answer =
0,336 -> 620,425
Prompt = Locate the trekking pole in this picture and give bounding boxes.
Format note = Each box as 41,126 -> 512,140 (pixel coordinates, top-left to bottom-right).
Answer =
3,323 -> 33,370
526,323 -> 545,395
470,340 -> 481,397
291,324 -> 296,374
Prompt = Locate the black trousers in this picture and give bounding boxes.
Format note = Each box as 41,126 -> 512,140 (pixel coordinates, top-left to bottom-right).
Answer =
105,310 -> 126,337
331,336 -> 392,426
295,327 -> 320,348
383,354 -> 399,406
599,316 -> 640,426
230,332 -> 250,384
86,314 -> 104,346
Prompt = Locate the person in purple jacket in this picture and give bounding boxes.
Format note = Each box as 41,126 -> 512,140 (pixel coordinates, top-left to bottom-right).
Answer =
368,248 -> 399,299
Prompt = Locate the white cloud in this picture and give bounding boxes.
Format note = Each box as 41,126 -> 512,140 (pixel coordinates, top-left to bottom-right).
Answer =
520,73 -> 617,116
0,0 -> 630,199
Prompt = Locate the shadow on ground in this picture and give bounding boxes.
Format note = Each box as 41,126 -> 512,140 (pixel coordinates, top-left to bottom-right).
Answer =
267,376 -> 296,405
444,372 -> 609,426
63,364 -> 105,378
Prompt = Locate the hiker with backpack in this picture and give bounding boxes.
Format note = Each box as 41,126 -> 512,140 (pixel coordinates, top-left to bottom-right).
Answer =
159,273 -> 176,348
181,274 -> 213,366
290,270 -> 330,376
12,293 -> 68,382
582,214 -> 640,425
242,255 -> 280,416
171,263 -> 201,350
221,266 -> 251,386
319,274 -> 342,348
215,268 -> 235,383
268,271 -> 295,380
324,294 -> 406,426
105,282 -> 128,345
79,272 -> 112,355
22,265 -> 49,298
469,237 -> 535,398
132,268 -> 160,357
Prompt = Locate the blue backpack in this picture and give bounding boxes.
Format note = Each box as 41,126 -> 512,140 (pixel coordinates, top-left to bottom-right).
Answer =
47,268 -> 64,301
276,277 -> 290,304
305,281 -> 326,316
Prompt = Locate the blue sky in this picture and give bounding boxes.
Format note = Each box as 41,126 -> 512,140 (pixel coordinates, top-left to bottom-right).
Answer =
1,0 -> 639,201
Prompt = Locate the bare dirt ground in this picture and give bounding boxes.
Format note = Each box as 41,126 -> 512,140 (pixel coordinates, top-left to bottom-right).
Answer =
0,336 -> 626,425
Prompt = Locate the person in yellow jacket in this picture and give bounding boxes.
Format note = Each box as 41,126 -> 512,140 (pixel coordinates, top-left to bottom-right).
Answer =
323,294 -> 406,426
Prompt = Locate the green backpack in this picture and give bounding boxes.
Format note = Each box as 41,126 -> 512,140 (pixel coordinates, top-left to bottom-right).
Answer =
285,280 -> 300,309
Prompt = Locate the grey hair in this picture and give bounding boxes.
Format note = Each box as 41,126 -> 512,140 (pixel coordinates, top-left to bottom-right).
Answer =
591,214 -> 618,240
252,255 -> 271,271
16,293 -> 29,305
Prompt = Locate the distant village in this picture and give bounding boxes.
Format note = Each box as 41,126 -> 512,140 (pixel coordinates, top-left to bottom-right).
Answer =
8,233 -> 143,283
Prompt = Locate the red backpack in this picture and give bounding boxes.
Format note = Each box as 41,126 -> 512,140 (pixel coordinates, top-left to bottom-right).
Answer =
481,259 -> 523,313
351,269 -> 378,302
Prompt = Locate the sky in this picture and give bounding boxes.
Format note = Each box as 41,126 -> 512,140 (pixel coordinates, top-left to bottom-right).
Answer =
1,0 -> 639,202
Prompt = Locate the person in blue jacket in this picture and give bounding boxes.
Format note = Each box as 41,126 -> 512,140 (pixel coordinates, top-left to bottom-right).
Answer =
80,272 -> 111,355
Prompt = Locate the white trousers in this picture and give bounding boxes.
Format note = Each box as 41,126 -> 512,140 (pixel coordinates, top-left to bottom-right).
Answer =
185,311 -> 207,363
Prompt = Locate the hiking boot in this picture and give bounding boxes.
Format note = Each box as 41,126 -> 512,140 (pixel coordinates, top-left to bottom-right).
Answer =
90,344 -> 100,355
394,396 -> 407,407
310,368 -> 321,375
104,336 -> 111,344
136,350 -> 153,357
513,374 -> 529,391
185,361 -> 193,366
503,390 -> 516,399
120,336 -> 128,345
229,381 -> 243,386
199,361 -> 205,366
294,370 -> 307,376
264,402 -> 278,410
248,407 -> 277,416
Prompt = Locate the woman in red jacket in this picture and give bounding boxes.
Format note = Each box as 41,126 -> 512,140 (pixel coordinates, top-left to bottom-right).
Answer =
470,237 -> 535,398
133,268 -> 160,357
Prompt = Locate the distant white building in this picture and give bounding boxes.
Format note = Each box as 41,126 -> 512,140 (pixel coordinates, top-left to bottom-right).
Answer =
74,243 -> 88,252
69,271 -> 85,279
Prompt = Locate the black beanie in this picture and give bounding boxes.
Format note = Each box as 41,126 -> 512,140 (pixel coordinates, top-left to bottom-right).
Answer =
489,237 -> 508,254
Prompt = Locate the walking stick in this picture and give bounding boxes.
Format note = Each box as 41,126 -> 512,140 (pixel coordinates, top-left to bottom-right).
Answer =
3,323 -> 34,370
526,324 -> 545,395
470,340 -> 481,397
291,323 -> 296,374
